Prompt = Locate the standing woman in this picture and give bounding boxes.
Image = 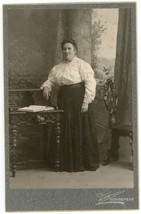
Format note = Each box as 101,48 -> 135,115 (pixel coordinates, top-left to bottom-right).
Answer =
40,39 -> 99,172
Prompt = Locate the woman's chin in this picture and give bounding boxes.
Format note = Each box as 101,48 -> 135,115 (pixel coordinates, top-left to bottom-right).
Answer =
64,57 -> 73,62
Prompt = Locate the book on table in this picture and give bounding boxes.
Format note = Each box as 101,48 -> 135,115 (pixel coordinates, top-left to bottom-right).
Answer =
18,105 -> 55,112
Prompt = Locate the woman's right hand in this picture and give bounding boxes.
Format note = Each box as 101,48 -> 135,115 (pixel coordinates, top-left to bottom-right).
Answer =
43,87 -> 50,100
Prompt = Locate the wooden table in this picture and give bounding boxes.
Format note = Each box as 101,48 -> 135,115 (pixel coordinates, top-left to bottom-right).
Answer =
9,110 -> 64,177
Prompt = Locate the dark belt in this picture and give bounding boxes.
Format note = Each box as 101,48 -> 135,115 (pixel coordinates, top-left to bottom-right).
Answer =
61,82 -> 84,89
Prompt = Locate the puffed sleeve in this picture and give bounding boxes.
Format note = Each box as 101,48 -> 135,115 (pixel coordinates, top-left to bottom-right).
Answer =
40,68 -> 55,92
79,61 -> 96,105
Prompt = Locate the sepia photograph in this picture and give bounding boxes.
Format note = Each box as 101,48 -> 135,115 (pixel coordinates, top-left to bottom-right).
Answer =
3,1 -> 138,211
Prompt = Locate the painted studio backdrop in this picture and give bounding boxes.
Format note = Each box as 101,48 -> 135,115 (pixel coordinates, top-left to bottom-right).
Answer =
8,8 -> 132,169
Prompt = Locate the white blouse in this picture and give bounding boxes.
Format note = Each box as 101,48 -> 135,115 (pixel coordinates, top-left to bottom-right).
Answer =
40,56 -> 96,105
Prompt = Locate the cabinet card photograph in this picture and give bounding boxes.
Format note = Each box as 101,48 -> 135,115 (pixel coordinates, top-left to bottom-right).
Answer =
3,2 -> 138,211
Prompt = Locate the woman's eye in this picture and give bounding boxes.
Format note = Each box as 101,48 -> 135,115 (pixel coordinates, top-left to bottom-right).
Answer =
63,48 -> 71,51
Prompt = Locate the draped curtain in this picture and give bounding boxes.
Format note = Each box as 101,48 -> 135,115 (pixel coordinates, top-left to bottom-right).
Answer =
114,8 -> 132,126
100,8 -> 133,158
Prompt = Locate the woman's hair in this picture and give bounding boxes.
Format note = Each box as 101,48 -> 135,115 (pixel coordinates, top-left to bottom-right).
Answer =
61,39 -> 78,52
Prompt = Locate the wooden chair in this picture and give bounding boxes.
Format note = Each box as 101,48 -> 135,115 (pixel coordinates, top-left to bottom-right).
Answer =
103,77 -> 133,170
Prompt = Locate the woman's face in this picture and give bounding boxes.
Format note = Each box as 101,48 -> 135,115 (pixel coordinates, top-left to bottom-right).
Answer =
62,43 -> 76,62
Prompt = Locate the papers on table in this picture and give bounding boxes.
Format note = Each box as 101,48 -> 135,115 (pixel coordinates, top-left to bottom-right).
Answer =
18,105 -> 55,112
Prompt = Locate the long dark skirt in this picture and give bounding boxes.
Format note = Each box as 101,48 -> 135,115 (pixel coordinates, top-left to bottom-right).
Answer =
57,82 -> 99,172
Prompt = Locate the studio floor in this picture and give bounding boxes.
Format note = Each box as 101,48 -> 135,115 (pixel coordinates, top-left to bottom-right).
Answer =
10,159 -> 134,189
10,137 -> 135,189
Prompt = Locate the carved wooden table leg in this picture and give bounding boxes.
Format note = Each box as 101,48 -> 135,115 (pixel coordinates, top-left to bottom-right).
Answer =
53,113 -> 61,171
129,132 -> 133,170
10,122 -> 18,177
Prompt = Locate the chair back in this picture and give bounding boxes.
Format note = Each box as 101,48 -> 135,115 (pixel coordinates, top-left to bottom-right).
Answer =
103,77 -> 119,127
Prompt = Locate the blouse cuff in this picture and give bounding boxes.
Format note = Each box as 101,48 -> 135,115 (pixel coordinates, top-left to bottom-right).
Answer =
83,92 -> 95,104
40,80 -> 53,91
82,102 -> 88,108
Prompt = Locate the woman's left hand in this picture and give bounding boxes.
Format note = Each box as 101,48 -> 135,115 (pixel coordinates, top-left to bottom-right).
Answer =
81,103 -> 88,113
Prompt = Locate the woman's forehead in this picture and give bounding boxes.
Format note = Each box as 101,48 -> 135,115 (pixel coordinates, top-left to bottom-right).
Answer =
63,43 -> 74,48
